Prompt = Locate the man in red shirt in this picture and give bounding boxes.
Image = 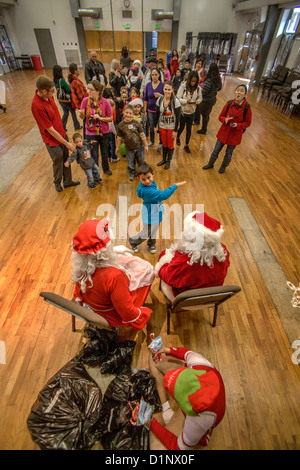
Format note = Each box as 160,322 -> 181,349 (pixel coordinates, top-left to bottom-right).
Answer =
31,75 -> 80,192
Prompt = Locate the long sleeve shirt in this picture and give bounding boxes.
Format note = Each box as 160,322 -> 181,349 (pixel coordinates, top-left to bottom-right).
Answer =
137,181 -> 177,224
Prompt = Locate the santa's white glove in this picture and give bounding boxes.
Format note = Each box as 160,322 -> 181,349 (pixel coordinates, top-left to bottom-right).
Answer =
113,245 -> 133,254
162,401 -> 174,425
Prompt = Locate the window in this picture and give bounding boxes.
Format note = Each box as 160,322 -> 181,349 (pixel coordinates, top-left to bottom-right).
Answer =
286,7 -> 300,33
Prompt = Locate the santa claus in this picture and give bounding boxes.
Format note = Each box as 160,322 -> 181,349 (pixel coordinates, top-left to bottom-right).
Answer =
154,211 -> 230,299
71,218 -> 154,330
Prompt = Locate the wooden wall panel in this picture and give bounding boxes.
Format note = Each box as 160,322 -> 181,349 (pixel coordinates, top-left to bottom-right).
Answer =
157,32 -> 171,62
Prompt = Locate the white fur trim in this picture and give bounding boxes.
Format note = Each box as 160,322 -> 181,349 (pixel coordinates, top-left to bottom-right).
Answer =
183,212 -> 224,245
154,251 -> 175,277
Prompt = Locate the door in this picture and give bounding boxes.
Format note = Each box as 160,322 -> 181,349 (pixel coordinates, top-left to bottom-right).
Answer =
34,28 -> 57,68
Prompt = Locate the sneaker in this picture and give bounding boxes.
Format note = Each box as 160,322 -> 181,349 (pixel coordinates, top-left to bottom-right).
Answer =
157,144 -> 162,152
130,245 -> 139,253
111,157 -> 120,162
148,142 -> 154,148
104,170 -> 112,175
88,184 -> 96,189
94,178 -> 103,184
197,129 -> 206,134
129,175 -> 135,181
184,145 -> 191,153
150,246 -> 156,254
176,138 -> 181,146
55,183 -> 63,192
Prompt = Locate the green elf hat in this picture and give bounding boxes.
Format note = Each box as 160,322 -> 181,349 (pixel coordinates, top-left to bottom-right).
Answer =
163,367 -> 220,416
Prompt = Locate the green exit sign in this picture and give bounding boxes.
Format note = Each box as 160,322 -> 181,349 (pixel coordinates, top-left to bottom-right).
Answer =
155,24 -> 160,29
125,23 -> 130,29
95,22 -> 100,28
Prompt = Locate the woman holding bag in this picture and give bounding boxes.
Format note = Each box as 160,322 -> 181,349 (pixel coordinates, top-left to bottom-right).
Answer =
80,80 -> 113,176
53,65 -> 81,131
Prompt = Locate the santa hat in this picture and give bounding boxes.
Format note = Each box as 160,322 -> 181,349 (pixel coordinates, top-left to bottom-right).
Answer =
72,218 -> 111,254
133,60 -> 141,67
183,211 -> 224,246
130,97 -> 143,108
163,367 -> 221,416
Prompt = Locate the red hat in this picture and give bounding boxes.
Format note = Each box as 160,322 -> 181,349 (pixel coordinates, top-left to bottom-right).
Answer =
183,211 -> 224,246
163,367 -> 221,416
130,97 -> 143,107
72,218 -> 111,254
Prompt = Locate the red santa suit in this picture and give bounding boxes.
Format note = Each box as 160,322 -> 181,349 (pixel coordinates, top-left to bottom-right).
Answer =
72,218 -> 154,331
155,212 -> 230,297
150,347 -> 226,450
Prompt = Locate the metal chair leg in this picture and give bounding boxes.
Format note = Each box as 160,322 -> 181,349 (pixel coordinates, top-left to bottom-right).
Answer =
212,304 -> 219,327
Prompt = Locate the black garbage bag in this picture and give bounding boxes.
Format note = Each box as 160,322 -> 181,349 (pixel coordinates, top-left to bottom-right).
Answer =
98,369 -> 162,450
78,325 -> 118,367
27,357 -> 103,450
100,340 -> 136,375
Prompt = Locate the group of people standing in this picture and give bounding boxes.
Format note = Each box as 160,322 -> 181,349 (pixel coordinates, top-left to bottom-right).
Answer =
31,46 -> 252,192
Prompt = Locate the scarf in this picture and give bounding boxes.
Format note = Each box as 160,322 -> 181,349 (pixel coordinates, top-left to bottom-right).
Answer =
86,97 -> 103,135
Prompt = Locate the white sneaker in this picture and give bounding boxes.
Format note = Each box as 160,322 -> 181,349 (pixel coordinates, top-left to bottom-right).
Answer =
148,142 -> 154,148
131,245 -> 139,253
150,246 -> 156,254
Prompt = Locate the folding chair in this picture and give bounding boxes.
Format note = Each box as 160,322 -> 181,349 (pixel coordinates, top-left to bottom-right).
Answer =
160,281 -> 241,334
40,292 -> 114,332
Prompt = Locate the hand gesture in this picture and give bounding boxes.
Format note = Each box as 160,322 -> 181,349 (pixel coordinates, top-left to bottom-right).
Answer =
175,180 -> 186,187
225,116 -> 233,124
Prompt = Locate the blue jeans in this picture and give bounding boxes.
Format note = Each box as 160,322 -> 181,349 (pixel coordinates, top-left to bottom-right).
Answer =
84,162 -> 100,186
86,133 -> 110,172
126,146 -> 144,179
129,222 -> 160,248
59,101 -> 81,130
211,139 -> 236,163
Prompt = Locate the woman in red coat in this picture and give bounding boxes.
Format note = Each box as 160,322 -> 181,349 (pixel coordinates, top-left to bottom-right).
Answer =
170,49 -> 179,77
203,84 -> 252,173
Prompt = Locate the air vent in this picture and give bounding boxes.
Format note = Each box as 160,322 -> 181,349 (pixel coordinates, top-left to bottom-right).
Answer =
122,10 -> 132,19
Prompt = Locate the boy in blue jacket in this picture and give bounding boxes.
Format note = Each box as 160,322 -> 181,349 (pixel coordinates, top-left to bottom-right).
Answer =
129,162 -> 186,254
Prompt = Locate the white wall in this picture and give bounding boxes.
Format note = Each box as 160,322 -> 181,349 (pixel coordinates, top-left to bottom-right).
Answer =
4,0 -> 80,67
80,0 -> 173,33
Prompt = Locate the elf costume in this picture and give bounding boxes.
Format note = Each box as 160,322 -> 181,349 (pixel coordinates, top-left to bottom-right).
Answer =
150,347 -> 226,450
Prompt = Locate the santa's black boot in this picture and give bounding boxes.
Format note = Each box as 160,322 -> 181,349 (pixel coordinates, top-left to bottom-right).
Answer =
157,147 -> 168,166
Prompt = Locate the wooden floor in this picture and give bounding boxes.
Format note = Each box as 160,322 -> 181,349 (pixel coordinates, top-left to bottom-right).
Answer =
0,69 -> 299,450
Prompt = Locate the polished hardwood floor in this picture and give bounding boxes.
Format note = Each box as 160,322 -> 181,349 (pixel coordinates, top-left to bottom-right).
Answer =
0,68 -> 299,450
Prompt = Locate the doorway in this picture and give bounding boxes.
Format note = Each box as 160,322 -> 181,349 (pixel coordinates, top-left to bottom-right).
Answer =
34,28 -> 57,68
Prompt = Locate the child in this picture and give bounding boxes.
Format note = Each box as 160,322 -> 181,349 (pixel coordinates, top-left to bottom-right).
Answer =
181,60 -> 192,81
116,104 -> 148,181
155,81 -> 181,170
131,97 -> 147,132
128,162 -> 186,254
118,86 -> 129,119
64,133 -> 102,189
173,69 -> 183,94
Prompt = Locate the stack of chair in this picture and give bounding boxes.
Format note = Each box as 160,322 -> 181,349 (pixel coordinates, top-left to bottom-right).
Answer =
257,65 -> 283,95
263,66 -> 290,101
272,71 -> 300,110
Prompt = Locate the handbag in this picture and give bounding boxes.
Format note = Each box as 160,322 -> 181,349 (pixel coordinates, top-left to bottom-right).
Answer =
57,79 -> 71,102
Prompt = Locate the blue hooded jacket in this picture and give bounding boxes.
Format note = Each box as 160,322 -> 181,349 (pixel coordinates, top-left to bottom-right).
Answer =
137,181 -> 177,224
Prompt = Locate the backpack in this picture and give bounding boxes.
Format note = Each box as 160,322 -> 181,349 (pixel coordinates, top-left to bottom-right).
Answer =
226,100 -> 250,133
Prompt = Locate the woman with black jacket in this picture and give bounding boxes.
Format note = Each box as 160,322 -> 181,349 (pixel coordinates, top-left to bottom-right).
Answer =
197,63 -> 222,135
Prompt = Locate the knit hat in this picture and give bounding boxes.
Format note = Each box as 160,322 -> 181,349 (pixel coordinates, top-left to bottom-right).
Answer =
163,367 -> 221,416
183,211 -> 224,246
72,218 -> 111,254
130,97 -> 143,108
133,60 -> 141,67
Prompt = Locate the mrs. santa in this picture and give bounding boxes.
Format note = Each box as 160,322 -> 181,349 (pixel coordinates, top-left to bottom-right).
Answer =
154,211 -> 230,298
